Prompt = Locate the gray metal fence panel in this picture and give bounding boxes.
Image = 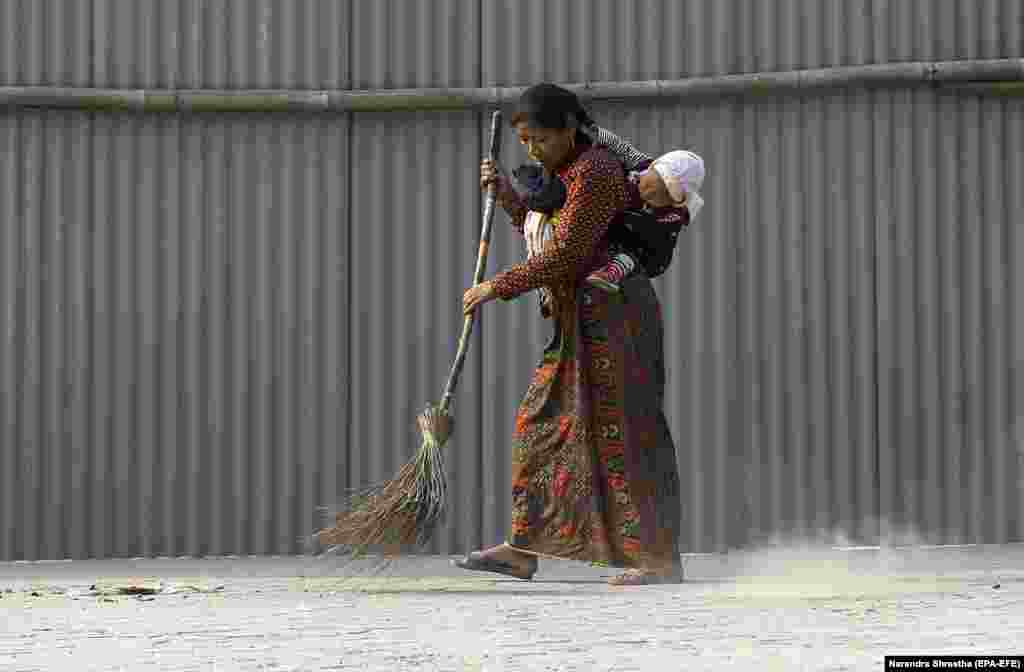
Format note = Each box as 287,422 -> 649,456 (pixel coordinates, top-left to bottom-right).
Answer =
0,0 -> 351,89
1011,98 -> 1024,546
350,0 -> 480,89
344,111 -> 487,556
480,0 -> 1024,86
5,2 -> 1022,90
876,91 -> 1024,546
0,111 -> 351,560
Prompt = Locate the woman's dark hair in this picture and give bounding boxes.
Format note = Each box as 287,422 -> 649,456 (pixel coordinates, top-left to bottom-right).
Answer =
511,83 -> 594,145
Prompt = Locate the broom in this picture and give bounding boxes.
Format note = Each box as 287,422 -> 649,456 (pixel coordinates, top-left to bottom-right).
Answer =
308,110 -> 504,559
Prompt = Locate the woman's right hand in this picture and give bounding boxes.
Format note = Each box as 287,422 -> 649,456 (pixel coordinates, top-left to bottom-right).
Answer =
480,158 -> 503,192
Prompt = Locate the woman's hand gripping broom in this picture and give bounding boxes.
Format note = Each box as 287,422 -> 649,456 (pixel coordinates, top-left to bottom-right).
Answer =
308,111 -> 504,558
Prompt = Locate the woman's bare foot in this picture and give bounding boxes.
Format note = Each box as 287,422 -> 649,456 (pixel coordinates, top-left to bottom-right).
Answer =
607,567 -> 683,586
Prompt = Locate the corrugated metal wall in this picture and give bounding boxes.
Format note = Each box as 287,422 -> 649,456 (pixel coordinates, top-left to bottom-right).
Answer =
347,110 -> 488,556
875,90 -> 1024,546
4,0 -> 1023,89
483,0 -> 1024,81
0,110 -> 351,561
1,1 -> 1022,560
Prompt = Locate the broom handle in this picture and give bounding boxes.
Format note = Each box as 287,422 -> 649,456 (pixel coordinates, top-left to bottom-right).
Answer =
438,110 -> 503,415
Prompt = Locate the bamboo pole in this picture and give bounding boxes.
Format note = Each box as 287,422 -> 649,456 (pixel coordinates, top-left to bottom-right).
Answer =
0,59 -> 1022,115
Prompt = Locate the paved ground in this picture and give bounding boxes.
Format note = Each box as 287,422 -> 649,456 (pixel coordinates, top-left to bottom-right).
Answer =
2,545 -> 1023,671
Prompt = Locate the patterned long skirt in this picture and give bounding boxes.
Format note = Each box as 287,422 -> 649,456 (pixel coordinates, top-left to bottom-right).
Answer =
507,274 -> 682,572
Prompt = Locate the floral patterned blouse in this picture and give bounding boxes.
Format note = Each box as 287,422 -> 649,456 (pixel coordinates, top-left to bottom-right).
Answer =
490,146 -> 625,301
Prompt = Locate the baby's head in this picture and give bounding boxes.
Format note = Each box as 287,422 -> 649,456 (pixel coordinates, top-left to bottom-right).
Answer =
637,150 -> 705,219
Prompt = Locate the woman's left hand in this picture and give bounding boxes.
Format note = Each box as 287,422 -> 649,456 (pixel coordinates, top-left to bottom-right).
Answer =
463,281 -> 498,316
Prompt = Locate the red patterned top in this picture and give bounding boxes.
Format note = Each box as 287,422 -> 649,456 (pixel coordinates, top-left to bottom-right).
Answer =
491,146 -> 625,301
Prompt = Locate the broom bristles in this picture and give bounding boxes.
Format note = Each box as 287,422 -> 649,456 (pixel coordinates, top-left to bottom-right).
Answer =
308,404 -> 452,558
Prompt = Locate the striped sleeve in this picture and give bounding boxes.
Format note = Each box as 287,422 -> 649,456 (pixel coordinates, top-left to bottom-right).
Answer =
589,125 -> 654,172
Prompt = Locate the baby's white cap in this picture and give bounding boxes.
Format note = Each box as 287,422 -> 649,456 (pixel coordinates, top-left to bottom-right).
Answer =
652,150 -> 705,220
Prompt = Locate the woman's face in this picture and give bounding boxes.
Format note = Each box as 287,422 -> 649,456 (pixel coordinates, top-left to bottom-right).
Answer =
515,122 -> 576,172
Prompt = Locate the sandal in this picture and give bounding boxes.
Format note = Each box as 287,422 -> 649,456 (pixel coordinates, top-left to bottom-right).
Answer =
607,568 -> 683,586
452,551 -> 538,581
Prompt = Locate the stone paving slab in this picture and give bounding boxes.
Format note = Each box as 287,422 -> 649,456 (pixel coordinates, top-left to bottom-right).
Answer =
2,546 -> 1023,671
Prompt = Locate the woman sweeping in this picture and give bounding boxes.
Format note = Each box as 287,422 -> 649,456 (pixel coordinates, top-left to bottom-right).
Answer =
458,83 -> 684,586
